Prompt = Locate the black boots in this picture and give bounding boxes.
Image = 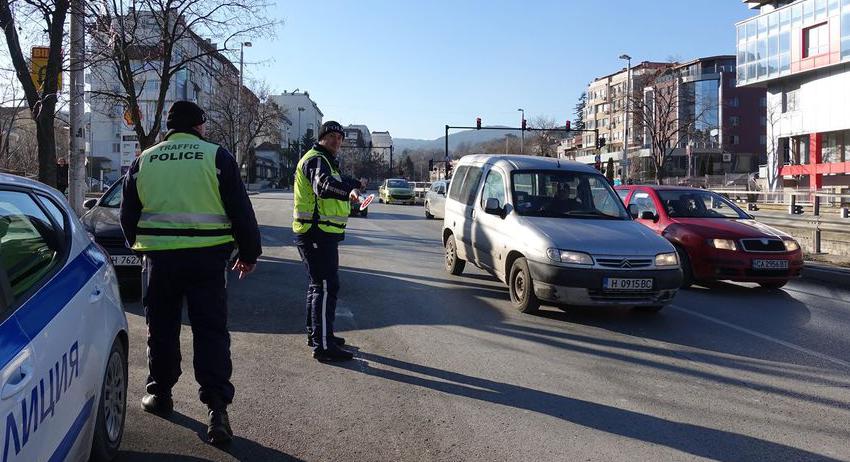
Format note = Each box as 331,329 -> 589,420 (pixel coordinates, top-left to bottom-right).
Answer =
207,408 -> 233,446
306,335 -> 346,348
312,344 -> 354,362
140,394 -> 173,417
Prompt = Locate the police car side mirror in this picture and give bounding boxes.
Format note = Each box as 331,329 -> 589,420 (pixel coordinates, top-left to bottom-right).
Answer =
84,198 -> 98,209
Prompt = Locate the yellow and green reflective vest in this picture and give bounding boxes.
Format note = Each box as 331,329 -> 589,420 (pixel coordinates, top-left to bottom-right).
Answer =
292,148 -> 350,234
133,132 -> 234,251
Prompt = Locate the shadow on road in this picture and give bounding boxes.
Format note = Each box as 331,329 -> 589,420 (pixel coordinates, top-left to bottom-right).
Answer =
342,352 -> 843,462
117,411 -> 304,462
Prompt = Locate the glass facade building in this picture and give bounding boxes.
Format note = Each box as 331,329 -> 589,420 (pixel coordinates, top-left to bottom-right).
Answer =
737,0 -> 850,86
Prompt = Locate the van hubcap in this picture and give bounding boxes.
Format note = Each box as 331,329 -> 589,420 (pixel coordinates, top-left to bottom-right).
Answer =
104,351 -> 125,442
445,241 -> 455,268
514,272 -> 526,300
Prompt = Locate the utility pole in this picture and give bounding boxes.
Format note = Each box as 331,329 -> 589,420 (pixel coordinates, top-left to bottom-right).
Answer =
619,54 -> 632,184
235,41 -> 251,181
68,0 -> 86,213
517,108 -> 525,154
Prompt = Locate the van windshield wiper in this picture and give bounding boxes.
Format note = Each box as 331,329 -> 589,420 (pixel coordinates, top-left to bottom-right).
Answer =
561,210 -> 622,220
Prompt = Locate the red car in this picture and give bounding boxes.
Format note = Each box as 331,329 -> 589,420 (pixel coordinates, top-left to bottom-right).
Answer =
615,185 -> 803,289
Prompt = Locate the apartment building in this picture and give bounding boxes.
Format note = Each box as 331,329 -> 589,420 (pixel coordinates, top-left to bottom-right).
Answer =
737,0 -> 850,189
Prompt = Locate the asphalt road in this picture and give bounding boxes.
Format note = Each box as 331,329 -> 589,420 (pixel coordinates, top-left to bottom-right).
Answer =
115,191 -> 850,462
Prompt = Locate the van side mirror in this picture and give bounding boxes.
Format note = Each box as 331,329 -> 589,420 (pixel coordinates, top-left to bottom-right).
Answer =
628,204 -> 639,219
484,197 -> 504,217
640,211 -> 659,222
438,188 -> 445,196
83,198 -> 98,209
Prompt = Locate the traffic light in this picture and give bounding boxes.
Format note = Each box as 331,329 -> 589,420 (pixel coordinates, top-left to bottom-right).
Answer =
428,159 -> 434,171
446,159 -> 452,178
476,117 -> 481,130
596,137 -> 606,149
565,120 -> 571,131
521,118 -> 527,130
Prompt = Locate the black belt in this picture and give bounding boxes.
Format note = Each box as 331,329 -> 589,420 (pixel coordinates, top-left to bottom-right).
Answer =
136,227 -> 233,237
294,219 -> 346,229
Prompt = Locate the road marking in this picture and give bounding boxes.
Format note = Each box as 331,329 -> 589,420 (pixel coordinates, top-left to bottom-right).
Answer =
671,304 -> 850,371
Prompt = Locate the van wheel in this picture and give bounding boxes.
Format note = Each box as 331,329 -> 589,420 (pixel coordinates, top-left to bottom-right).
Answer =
425,202 -> 434,219
360,208 -> 368,218
444,235 -> 465,275
509,257 -> 539,314
90,337 -> 127,462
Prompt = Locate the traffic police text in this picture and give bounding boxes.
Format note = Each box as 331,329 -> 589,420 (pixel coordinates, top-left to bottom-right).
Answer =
148,144 -> 204,162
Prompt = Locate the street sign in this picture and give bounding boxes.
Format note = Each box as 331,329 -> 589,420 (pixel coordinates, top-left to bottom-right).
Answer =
30,46 -> 62,91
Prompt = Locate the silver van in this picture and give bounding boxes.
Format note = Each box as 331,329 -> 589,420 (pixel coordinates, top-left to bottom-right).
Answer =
441,155 -> 682,313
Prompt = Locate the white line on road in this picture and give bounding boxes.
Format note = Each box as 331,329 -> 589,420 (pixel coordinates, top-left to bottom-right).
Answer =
671,304 -> 850,371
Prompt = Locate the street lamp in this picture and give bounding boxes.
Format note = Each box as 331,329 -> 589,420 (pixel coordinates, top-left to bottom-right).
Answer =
619,54 -> 632,183
296,107 -> 305,155
236,41 -> 252,180
517,108 -> 525,154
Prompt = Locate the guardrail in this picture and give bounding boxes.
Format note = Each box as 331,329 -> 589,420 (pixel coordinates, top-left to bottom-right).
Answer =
710,188 -> 850,255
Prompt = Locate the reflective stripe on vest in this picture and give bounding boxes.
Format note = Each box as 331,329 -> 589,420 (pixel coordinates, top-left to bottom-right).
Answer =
133,132 -> 234,251
292,148 -> 351,235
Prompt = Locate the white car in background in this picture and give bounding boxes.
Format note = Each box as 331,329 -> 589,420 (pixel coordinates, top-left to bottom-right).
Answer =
0,173 -> 128,462
424,180 -> 448,219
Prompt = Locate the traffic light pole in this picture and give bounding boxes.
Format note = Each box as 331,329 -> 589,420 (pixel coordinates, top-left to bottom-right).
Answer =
443,124 -> 600,165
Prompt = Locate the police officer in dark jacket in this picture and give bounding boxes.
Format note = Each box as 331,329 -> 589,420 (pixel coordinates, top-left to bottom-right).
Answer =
120,101 -> 261,445
293,121 -> 364,362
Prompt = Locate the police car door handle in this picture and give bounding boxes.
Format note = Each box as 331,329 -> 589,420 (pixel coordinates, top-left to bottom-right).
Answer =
1,349 -> 33,400
90,286 -> 104,303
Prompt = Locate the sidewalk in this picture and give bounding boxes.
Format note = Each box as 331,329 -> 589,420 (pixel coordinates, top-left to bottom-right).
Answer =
803,253 -> 850,286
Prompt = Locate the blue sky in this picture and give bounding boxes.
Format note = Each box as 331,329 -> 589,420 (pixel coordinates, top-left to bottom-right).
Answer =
248,1 -> 755,140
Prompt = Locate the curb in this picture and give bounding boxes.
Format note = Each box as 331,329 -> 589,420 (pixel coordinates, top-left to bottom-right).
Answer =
801,261 -> 850,286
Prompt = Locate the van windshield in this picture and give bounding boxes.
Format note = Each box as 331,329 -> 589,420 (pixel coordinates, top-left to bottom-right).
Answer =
511,171 -> 628,220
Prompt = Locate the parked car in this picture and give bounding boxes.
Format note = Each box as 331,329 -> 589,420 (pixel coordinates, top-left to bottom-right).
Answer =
615,185 -> 803,288
442,155 -> 682,314
424,180 -> 448,219
378,178 -> 415,205
411,181 -> 432,204
80,180 -> 142,295
0,172 -> 129,462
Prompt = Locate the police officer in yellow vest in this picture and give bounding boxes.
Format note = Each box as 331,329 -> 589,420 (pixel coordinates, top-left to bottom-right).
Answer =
120,101 -> 261,446
294,121 -> 364,362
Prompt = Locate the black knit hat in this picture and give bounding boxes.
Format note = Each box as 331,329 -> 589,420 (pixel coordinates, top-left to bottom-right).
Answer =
318,121 -> 346,140
166,101 -> 206,130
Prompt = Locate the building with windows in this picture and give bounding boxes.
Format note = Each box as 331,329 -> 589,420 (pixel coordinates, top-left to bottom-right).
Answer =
737,0 -> 850,189
269,91 -> 323,149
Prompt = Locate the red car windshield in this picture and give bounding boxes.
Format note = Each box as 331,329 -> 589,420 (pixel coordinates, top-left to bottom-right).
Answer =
657,190 -> 748,219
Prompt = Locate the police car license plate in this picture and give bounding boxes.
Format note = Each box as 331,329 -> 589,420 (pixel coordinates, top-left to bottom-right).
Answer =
603,278 -> 653,290
111,255 -> 141,266
753,259 -> 789,270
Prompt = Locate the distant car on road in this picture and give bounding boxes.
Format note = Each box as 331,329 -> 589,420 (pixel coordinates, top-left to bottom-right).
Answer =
411,181 -> 432,204
616,185 -> 803,288
424,180 -> 448,219
80,180 -> 142,294
378,178 -> 415,205
1,172 -> 128,462
442,155 -> 682,314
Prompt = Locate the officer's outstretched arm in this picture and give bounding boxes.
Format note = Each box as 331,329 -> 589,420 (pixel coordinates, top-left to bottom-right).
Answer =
305,156 -> 360,200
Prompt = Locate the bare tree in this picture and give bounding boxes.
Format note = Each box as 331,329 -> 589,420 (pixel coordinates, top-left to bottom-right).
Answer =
86,0 -> 277,150
206,79 -> 283,172
764,101 -> 784,192
0,0 -> 68,186
528,116 -> 566,157
629,68 -> 716,183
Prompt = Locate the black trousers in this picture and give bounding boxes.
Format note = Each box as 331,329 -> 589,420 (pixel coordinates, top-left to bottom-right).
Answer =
142,244 -> 234,409
296,236 -> 340,350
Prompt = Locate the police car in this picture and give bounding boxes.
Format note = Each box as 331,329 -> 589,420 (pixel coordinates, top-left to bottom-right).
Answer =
1,173 -> 129,461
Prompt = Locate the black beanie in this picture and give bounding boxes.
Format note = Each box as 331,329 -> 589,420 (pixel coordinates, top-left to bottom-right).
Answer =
166,101 -> 206,130
318,121 -> 345,140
